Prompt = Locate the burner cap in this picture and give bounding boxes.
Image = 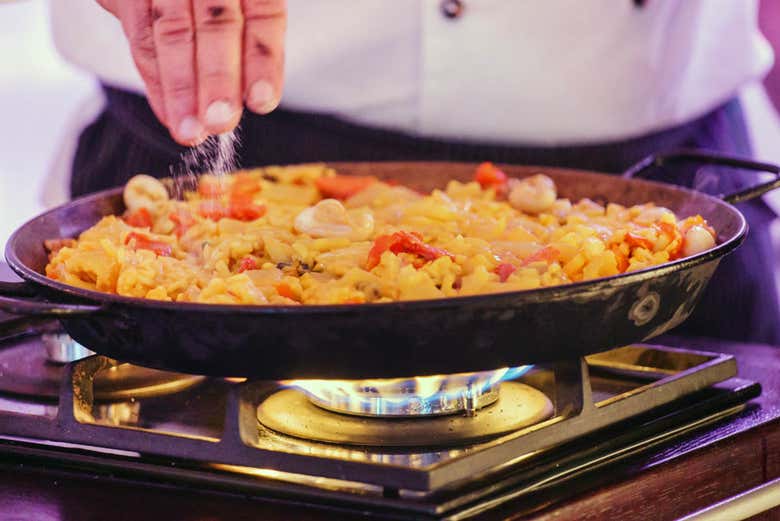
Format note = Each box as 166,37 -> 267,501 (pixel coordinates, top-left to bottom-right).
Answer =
257,382 -> 553,447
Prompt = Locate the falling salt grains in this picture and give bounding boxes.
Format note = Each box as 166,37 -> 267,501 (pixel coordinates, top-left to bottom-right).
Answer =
206,130 -> 241,177
170,129 -> 241,199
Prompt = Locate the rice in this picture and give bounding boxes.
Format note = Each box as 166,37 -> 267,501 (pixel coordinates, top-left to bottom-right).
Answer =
44,164 -> 713,305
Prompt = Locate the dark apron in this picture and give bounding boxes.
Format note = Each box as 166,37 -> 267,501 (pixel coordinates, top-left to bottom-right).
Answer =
71,85 -> 780,345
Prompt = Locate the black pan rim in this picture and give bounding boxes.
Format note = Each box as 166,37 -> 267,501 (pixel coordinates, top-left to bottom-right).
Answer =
4,162 -> 748,314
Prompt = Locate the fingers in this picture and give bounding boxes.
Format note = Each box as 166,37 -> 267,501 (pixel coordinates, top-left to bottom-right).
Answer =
110,1 -> 169,127
242,0 -> 286,114
151,0 -> 205,145
102,0 -> 286,145
193,0 -> 244,134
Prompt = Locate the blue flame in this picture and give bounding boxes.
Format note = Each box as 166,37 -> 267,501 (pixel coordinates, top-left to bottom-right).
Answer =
285,365 -> 535,417
500,365 -> 535,383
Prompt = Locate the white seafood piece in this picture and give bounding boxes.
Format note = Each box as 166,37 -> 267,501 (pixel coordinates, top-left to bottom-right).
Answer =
682,225 -> 716,257
635,205 -> 675,225
508,174 -> 557,214
348,209 -> 376,240
294,199 -> 375,240
123,175 -> 169,214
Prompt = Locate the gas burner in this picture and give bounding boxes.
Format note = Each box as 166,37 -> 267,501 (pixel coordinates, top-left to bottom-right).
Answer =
0,341 -> 760,520
0,336 -> 204,400
257,381 -> 553,446
285,366 -> 532,417
258,365 -> 552,446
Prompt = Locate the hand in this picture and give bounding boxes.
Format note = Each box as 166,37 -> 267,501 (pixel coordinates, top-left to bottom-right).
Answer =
97,0 -> 286,145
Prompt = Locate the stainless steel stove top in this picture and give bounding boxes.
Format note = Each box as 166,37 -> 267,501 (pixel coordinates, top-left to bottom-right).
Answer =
0,332 -> 761,520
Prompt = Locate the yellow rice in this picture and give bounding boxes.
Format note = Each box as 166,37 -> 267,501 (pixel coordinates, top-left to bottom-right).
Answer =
45,164 -> 712,305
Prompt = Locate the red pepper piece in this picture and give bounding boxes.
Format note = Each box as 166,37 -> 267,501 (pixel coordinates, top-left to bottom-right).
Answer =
315,175 -> 377,200
475,162 -> 508,189
366,234 -> 395,270
198,177 -> 226,198
519,246 -> 560,267
655,221 -> 683,260
625,232 -> 654,251
237,257 -> 259,273
388,231 -> 452,261
228,197 -> 267,221
655,221 -> 678,237
494,263 -> 517,282
169,210 -> 195,237
610,245 -> 629,273
275,282 -> 299,301
124,232 -> 172,257
231,173 -> 262,198
198,177 -> 227,198
125,208 -> 153,228
199,200 -> 228,221
366,231 -> 454,270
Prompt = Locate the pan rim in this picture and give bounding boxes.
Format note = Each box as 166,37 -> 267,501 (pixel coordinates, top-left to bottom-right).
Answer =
4,161 -> 748,314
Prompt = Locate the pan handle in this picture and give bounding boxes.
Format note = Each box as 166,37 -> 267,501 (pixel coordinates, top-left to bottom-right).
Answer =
0,282 -> 104,317
622,149 -> 780,204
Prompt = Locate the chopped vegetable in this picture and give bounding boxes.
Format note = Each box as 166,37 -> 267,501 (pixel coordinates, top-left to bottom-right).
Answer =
315,175 -> 377,200
275,282 -> 299,301
494,263 -> 517,282
520,246 -> 559,266
198,177 -> 226,198
228,197 -> 267,221
198,191 -> 267,222
475,162 -> 508,190
237,257 -> 259,273
199,200 -> 227,221
230,173 -> 262,198
169,210 -> 195,237
366,231 -> 454,270
610,245 -> 629,273
366,234 -> 395,270
655,221 -> 683,260
124,232 -> 172,257
125,208 -> 153,228
625,232 -> 654,251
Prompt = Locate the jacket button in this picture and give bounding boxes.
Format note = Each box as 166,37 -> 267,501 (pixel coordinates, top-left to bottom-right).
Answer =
441,0 -> 464,19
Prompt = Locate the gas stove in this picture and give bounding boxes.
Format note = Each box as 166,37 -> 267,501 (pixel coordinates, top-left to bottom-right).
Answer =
0,317 -> 760,520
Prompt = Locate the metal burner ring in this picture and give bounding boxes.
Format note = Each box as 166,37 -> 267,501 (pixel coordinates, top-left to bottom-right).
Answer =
286,366 -> 532,418
306,383 -> 500,417
257,382 -> 554,447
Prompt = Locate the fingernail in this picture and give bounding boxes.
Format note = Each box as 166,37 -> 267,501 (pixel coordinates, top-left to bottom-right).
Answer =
247,81 -> 279,114
178,116 -> 205,143
205,100 -> 239,129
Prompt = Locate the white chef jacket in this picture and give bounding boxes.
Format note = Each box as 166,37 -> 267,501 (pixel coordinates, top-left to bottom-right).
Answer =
51,0 -> 772,146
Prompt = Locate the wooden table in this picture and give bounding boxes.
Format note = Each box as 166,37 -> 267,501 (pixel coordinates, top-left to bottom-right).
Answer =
0,339 -> 779,520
